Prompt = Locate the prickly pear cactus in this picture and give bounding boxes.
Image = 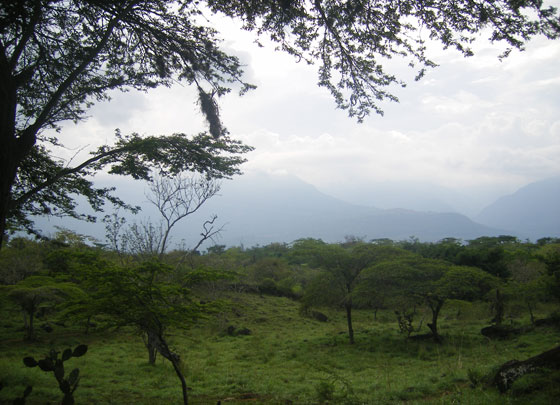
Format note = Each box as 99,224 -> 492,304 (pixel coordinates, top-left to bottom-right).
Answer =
3,384 -> 32,405
23,344 -> 88,405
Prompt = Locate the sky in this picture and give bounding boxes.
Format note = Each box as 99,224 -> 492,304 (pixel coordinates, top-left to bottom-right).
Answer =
50,9 -> 560,213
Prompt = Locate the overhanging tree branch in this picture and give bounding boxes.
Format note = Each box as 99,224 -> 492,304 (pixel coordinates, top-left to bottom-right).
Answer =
18,15 -> 122,153
11,145 -> 129,209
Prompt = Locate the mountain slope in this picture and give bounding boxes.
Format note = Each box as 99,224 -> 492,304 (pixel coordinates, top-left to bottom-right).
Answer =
32,172 -> 509,247
194,172 -> 504,246
475,177 -> 560,240
323,180 -> 483,216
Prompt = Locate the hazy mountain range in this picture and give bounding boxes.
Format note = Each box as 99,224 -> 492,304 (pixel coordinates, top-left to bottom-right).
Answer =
475,177 -> 560,241
32,172 -> 559,248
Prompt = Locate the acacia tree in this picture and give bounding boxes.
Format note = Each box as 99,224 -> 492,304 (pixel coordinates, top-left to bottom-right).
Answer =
4,275 -> 85,340
506,257 -> 549,324
2,1 -> 559,246
74,260 -> 223,405
362,256 -> 496,342
302,243 -> 405,344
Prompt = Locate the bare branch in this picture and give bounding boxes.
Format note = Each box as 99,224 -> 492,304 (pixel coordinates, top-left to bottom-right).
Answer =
145,174 -> 221,256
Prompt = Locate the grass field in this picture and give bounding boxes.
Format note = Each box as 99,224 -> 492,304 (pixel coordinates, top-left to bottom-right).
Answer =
1,292 -> 559,404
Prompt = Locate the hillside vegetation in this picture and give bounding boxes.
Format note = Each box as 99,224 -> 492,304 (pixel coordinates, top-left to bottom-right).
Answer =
1,233 -> 559,404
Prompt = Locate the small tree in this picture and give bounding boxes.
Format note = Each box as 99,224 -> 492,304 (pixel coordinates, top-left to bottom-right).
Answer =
361,256 -> 445,341
0,237 -> 44,284
4,276 -> 85,340
506,259 -> 549,324
80,260 -> 224,405
362,256 -> 496,342
536,242 -> 560,304
302,243 -> 405,344
434,265 -> 498,337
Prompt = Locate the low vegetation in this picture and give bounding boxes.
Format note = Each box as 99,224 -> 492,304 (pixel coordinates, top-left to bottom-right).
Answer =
1,234 -> 559,404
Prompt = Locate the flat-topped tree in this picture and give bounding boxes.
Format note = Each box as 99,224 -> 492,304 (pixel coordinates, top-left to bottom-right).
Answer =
2,1 -> 559,246
4,275 -> 86,341
361,256 -> 497,342
302,243 -> 408,344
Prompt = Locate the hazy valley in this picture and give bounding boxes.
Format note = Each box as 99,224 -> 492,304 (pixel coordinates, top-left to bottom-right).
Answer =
34,173 -> 560,249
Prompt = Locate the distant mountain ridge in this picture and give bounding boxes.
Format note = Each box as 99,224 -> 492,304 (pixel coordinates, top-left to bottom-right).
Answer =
475,177 -> 560,240
32,172 -> 558,248
323,180 -> 483,216
192,172 -> 506,246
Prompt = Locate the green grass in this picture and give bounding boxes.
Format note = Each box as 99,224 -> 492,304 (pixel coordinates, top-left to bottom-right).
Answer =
1,294 -> 558,404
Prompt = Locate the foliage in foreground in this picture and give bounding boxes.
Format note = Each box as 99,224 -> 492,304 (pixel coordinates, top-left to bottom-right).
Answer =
0,235 -> 559,403
23,344 -> 88,405
1,292 -> 559,404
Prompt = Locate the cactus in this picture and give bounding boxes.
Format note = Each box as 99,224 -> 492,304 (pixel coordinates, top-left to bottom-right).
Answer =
0,382 -> 32,405
23,344 -> 87,405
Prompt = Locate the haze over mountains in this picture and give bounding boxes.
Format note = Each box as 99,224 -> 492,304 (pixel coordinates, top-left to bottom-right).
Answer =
193,172 -> 503,247
33,172 -> 560,249
475,177 -> 560,241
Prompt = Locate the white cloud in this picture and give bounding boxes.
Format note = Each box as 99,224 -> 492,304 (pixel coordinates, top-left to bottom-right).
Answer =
45,14 -> 560,208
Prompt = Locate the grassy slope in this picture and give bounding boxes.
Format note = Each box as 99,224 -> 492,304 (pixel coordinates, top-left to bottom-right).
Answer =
0,292 -> 559,404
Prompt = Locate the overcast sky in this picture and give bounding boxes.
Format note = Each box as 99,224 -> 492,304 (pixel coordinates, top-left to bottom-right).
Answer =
52,11 -> 560,209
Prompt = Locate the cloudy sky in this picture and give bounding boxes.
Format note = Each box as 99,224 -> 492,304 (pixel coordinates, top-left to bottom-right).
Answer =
52,10 -> 560,212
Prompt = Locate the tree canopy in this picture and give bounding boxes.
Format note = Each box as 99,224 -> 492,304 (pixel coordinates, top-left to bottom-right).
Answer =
2,0 -> 559,245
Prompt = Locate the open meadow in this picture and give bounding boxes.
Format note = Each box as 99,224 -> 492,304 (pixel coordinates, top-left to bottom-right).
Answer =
1,292 -> 558,404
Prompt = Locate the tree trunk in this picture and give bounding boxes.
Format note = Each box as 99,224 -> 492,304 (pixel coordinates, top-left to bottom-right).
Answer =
0,151 -> 19,249
26,310 -> 34,341
527,301 -> 535,325
170,355 -> 189,405
345,303 -> 354,344
148,345 -> 157,365
494,345 -> 560,392
426,297 -> 444,343
492,289 -> 504,325
0,57 -> 17,249
148,330 -> 189,404
85,315 -> 92,334
146,334 -> 158,365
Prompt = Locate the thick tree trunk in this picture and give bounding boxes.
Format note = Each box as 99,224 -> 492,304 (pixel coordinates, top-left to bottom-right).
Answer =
494,345 -> 560,392
0,55 -> 14,248
0,57 -> 29,250
345,303 -> 354,344
0,144 -> 19,249
0,129 -> 37,250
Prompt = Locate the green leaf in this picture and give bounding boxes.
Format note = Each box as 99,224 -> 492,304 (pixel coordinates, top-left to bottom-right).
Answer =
23,357 -> 37,367
72,344 -> 88,357
23,385 -> 33,397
